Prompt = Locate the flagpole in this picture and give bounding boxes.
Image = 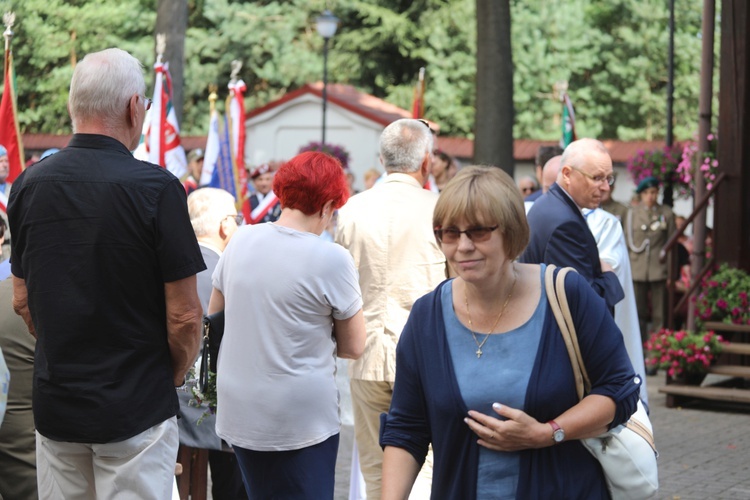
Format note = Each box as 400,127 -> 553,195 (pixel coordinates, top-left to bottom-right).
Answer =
228,60 -> 247,209
1,11 -> 23,183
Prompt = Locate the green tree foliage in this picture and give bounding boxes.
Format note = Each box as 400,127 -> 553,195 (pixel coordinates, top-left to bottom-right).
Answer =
512,0 -> 712,141
0,0 -> 154,134
0,0 -> 715,141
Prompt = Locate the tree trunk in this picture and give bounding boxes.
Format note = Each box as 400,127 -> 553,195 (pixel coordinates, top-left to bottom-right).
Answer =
473,0 -> 514,175
155,0 -> 188,126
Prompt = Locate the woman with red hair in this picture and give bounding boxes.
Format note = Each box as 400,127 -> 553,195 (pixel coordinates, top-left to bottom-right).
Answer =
208,151 -> 366,499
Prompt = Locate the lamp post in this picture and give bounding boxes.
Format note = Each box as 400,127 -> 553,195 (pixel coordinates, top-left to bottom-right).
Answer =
316,10 -> 339,145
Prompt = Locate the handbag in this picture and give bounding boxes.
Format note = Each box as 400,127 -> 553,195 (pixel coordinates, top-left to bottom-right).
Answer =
544,265 -> 659,500
199,310 -> 225,393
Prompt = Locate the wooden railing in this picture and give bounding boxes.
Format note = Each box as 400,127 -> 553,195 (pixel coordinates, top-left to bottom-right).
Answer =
661,172 -> 727,330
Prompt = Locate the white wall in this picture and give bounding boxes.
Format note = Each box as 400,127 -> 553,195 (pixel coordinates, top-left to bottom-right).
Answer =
246,94 -> 384,192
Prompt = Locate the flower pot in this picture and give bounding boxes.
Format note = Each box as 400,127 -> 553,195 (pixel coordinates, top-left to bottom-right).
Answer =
670,371 -> 707,386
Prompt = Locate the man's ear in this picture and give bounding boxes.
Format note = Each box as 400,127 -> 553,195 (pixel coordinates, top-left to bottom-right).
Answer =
127,94 -> 139,128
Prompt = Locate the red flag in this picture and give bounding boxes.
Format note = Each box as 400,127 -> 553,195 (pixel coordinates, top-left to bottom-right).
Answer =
0,42 -> 23,183
411,67 -> 426,119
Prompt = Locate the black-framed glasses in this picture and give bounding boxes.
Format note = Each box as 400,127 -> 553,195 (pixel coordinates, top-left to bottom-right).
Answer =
224,214 -> 243,226
520,186 -> 536,194
434,225 -> 498,244
140,95 -> 153,111
568,165 -> 614,186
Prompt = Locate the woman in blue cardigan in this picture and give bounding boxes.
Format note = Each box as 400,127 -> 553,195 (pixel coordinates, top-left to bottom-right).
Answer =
380,166 -> 640,499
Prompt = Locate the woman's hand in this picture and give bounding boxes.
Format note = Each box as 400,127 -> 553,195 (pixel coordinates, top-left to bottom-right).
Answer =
464,403 -> 551,451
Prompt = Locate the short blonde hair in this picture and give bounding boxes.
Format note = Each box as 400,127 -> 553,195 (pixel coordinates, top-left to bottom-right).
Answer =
433,165 -> 529,260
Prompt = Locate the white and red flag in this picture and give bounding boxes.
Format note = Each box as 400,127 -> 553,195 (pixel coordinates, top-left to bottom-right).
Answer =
134,60 -> 188,179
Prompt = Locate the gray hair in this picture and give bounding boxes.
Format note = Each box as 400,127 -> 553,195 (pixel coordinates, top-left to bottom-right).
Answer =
560,138 -> 609,170
379,119 -> 434,173
69,48 -> 146,132
518,175 -> 539,189
188,188 -> 237,238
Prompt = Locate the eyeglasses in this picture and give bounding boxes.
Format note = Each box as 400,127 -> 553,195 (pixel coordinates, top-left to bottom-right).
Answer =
568,166 -> 614,186
521,186 -> 536,194
140,95 -> 153,111
434,225 -> 498,244
224,214 -> 244,226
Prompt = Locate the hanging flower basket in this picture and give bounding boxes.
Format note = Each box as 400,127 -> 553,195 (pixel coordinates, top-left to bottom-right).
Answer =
625,133 -> 719,199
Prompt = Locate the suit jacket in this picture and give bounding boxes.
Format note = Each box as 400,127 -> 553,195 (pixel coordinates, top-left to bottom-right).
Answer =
176,243 -> 223,450
520,183 -> 624,310
197,243 -> 220,314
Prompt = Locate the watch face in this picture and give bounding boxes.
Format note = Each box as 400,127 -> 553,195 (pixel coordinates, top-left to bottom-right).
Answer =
553,428 -> 565,443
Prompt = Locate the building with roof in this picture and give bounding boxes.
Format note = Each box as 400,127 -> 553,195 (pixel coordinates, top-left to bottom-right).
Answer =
20,83 -> 693,213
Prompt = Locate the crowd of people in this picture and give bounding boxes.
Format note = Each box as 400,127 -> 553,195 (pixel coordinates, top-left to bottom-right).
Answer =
0,46 -> 682,500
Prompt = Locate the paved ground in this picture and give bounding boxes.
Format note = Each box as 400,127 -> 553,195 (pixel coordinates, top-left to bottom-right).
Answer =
332,373 -> 750,500
204,371 -> 750,499
642,373 -> 750,499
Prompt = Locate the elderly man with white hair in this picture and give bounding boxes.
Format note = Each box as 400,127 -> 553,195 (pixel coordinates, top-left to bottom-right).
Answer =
8,48 -> 205,498
520,138 -> 624,314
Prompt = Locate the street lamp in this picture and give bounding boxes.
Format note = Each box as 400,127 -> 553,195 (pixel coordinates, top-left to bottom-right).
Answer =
316,10 -> 339,145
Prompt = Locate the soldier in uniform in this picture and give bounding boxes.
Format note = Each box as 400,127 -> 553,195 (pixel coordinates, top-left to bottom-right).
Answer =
600,174 -> 628,223
626,176 -> 676,343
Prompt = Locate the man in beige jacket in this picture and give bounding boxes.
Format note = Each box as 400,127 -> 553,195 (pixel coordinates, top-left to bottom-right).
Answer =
336,119 -> 446,499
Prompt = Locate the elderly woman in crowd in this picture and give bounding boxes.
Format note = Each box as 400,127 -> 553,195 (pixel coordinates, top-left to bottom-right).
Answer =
380,166 -> 639,499
208,151 -> 366,498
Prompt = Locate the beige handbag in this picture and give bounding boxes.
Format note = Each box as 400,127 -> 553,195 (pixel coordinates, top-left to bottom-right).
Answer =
544,264 -> 658,500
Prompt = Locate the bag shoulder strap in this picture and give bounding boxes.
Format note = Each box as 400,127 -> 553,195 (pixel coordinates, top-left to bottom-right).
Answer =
544,264 -> 592,399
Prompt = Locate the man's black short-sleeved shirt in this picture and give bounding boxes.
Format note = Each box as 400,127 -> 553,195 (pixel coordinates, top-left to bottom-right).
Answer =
8,134 -> 206,443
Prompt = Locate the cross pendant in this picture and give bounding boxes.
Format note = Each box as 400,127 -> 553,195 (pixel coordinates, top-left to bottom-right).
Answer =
476,348 -> 483,358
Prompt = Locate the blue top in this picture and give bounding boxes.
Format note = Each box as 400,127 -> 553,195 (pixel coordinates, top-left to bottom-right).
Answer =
380,267 -> 640,499
442,269 -> 546,498
0,259 -> 10,281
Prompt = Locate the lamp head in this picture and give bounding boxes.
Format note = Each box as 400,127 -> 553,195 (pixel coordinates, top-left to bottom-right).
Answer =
316,10 -> 339,39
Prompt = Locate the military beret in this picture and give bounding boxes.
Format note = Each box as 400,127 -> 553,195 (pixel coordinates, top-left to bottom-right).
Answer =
635,176 -> 660,194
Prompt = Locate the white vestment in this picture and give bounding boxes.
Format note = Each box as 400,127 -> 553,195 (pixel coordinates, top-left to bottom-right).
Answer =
585,208 -> 649,406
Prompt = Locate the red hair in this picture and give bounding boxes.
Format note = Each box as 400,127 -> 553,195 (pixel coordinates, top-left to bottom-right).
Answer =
273,151 -> 350,215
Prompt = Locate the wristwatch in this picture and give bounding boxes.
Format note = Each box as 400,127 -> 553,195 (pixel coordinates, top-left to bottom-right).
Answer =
547,420 -> 565,443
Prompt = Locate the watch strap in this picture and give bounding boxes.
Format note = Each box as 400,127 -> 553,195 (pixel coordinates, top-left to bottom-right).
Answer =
547,420 -> 563,442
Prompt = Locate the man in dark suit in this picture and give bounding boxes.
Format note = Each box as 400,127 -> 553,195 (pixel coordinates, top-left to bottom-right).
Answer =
520,138 -> 624,312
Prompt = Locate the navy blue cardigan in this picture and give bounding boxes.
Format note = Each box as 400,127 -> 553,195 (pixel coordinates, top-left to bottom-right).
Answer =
380,269 -> 640,499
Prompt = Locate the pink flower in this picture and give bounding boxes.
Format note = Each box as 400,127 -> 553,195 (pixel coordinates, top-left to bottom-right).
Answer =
707,134 -> 715,141
717,298 -> 728,309
674,331 -> 687,342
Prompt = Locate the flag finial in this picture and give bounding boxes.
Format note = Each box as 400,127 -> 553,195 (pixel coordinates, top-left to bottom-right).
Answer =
553,80 -> 568,103
156,33 -> 166,64
3,12 -> 15,50
209,84 -> 218,113
230,60 -> 242,83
